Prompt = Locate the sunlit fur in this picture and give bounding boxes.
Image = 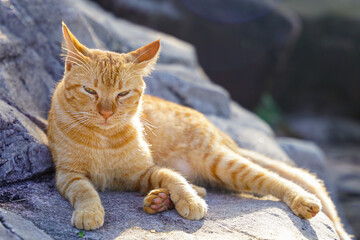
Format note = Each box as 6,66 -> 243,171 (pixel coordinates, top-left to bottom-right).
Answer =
47,23 -> 351,240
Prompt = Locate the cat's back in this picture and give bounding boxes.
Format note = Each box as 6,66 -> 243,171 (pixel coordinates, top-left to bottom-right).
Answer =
142,95 -> 212,135
142,95 -> 219,166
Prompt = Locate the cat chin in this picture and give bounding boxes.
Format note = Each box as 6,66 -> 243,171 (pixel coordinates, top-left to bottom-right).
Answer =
95,122 -> 117,130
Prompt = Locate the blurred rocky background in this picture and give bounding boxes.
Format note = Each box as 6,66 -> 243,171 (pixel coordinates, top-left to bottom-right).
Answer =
0,0 -> 359,239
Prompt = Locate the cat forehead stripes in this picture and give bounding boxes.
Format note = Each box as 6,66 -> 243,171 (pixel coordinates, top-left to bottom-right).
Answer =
94,53 -> 126,88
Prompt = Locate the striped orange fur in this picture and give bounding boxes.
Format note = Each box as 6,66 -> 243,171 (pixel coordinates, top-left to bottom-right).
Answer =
47,22 -> 351,240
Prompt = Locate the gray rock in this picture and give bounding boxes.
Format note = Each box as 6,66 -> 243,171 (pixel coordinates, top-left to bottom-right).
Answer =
274,0 -> 360,118
339,174 -> 360,196
209,113 -> 291,163
280,115 -> 360,144
0,209 -> 53,240
0,99 -> 52,185
92,0 -> 301,109
0,177 -> 340,240
146,64 -> 231,118
277,137 -> 328,182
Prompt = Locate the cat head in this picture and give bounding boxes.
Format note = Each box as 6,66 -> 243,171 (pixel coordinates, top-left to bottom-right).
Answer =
60,22 -> 160,129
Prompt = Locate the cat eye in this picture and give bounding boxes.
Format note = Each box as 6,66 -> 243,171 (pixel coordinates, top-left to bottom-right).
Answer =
83,86 -> 97,95
117,91 -> 130,98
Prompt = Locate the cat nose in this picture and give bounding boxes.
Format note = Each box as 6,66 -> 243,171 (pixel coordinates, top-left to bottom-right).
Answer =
99,110 -> 113,120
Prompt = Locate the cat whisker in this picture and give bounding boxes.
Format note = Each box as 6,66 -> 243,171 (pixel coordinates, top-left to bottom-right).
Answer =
64,54 -> 95,79
60,118 -> 87,133
118,66 -> 141,87
61,47 -> 89,67
63,59 -> 93,77
120,46 -> 155,82
55,112 -> 93,134
123,73 -> 143,84
62,47 -> 97,80
139,116 -> 157,129
62,111 -> 97,117
61,47 -> 91,69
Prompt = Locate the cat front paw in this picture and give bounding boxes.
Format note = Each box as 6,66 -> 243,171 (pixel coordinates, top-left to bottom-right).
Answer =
290,194 -> 322,219
71,203 -> 105,230
171,191 -> 208,220
143,188 -> 174,214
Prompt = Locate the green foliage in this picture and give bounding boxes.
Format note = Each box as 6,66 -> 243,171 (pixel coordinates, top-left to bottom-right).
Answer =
78,231 -> 84,238
255,93 -> 283,128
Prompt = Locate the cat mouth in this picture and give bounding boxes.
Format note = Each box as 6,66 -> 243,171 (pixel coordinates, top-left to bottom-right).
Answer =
96,121 -> 114,128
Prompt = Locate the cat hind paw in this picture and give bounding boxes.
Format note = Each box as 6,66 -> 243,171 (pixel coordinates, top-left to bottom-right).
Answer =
290,194 -> 322,219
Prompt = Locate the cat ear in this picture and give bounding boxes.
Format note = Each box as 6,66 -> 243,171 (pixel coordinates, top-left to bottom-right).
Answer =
62,22 -> 89,72
128,39 -> 160,76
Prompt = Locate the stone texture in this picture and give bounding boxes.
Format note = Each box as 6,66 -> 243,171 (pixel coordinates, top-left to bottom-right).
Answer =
0,176 -> 340,240
146,64 -> 231,118
0,209 -> 53,240
0,99 -> 52,185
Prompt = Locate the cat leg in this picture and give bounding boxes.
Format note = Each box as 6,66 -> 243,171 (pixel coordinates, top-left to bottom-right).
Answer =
235,148 -> 351,240
56,169 -> 104,230
197,150 -> 321,219
137,165 -> 207,220
191,184 -> 207,198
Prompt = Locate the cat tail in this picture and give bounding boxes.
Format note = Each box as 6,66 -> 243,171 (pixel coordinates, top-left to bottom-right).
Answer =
235,148 -> 352,240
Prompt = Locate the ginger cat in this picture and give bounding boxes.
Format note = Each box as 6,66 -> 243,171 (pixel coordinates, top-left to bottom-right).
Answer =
47,22 -> 351,240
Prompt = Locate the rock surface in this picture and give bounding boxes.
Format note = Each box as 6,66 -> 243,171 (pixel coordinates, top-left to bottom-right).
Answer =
0,99 -> 52,185
279,115 -> 360,144
0,208 -> 53,240
0,0 -> 347,239
0,175 -> 340,240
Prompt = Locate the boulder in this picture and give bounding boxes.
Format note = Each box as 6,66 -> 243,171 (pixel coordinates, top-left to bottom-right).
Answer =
0,208 -> 53,240
274,0 -> 360,119
92,0 -> 301,109
0,176 -> 340,240
0,99 -> 52,185
0,0 -> 346,239
279,115 -> 360,144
